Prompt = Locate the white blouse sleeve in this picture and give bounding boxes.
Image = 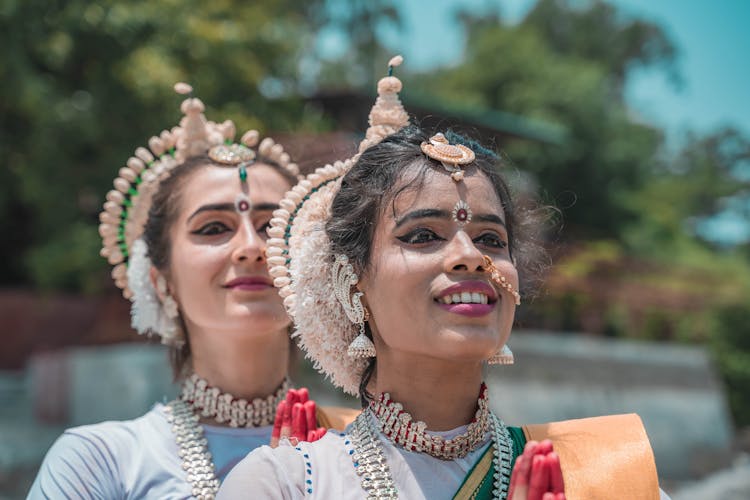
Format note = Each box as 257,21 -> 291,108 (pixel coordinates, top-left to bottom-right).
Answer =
218,444 -> 306,500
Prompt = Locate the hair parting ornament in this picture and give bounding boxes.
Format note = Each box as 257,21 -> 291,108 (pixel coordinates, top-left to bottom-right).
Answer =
420,132 -> 475,182
264,55 -> 410,395
98,82 -> 299,345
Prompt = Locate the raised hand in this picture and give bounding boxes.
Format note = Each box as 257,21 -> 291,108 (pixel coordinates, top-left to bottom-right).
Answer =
508,440 -> 565,500
270,388 -> 328,448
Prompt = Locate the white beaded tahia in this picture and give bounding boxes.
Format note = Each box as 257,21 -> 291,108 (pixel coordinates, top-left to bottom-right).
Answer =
180,374 -> 290,428
349,411 -> 399,499
164,400 -> 220,500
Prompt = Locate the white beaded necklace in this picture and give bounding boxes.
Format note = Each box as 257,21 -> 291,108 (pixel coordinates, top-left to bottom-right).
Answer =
181,373 -> 291,427
164,376 -> 290,499
349,389 -> 513,499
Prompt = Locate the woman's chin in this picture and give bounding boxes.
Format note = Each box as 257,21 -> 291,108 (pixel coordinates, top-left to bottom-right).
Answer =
224,303 -> 290,330
416,333 -> 502,363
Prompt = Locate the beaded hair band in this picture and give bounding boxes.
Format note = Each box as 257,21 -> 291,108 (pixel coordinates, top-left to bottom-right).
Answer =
264,56 -> 410,395
98,83 -> 299,344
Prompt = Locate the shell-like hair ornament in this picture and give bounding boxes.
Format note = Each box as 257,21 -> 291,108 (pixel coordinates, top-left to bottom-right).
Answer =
421,132 -> 476,182
265,56 -> 410,395
98,83 -> 299,299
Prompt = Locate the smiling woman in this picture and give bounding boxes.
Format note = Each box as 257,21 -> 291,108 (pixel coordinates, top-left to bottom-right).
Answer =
142,155 -> 296,381
218,60 -> 668,500
27,85 -> 356,500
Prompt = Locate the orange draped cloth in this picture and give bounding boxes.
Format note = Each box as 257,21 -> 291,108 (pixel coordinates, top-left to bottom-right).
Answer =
316,406 -> 360,431
523,414 -> 660,500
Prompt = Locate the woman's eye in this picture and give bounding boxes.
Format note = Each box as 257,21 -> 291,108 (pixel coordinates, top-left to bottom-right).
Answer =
192,222 -> 230,236
475,232 -> 508,249
397,228 -> 442,245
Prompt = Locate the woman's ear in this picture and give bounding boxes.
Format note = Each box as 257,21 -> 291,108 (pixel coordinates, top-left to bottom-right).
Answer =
150,266 -> 168,302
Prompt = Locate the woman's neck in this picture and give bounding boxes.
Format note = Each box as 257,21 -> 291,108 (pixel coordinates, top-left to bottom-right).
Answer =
372,350 -> 485,431
186,324 -> 290,402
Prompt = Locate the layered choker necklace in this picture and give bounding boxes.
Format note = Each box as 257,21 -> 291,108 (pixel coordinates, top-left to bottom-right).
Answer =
164,375 -> 291,500
369,383 -> 492,460
180,373 -> 291,427
349,383 -> 512,499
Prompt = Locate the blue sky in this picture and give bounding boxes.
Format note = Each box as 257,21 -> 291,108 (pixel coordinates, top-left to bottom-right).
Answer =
318,0 -> 750,244
366,0 -> 750,144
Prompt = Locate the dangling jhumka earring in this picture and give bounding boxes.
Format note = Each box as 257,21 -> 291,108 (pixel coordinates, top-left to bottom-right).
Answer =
332,254 -> 376,358
488,344 -> 514,365
156,275 -> 183,342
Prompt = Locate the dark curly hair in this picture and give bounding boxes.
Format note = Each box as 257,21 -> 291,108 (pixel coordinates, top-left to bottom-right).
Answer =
325,125 -> 550,405
141,154 -> 297,380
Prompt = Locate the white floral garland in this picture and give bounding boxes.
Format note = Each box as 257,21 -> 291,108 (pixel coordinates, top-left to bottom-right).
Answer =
127,238 -> 184,346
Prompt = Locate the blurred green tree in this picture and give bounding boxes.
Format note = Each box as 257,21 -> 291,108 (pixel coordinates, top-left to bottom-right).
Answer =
311,0 -> 401,90
0,0 -> 327,292
412,0 -> 677,238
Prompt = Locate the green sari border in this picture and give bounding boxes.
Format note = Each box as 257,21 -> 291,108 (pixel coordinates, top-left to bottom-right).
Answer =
452,426 -> 526,500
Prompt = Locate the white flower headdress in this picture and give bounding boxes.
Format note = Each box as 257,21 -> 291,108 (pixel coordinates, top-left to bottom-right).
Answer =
99,83 -> 300,345
265,56 -> 410,394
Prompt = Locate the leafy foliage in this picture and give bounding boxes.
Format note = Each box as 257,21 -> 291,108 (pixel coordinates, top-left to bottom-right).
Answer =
0,0 -> 327,291
412,0 -> 671,237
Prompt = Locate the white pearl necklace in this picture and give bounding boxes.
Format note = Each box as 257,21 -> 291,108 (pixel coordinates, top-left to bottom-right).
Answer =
180,374 -> 290,427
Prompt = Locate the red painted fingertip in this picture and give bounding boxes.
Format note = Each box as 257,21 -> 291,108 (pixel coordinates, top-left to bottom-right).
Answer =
297,387 -> 309,403
282,400 -> 293,426
524,440 -> 539,454
286,389 -> 300,407
528,454 -> 549,500
537,439 -> 553,455
272,401 -> 286,438
292,402 -> 305,440
547,452 -> 565,493
304,400 -> 317,431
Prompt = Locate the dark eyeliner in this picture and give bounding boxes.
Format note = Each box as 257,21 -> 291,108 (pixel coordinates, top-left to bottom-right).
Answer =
191,221 -> 230,236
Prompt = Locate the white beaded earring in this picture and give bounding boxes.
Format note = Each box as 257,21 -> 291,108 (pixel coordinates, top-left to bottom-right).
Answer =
332,254 -> 376,359
488,344 -> 514,365
156,275 -> 184,343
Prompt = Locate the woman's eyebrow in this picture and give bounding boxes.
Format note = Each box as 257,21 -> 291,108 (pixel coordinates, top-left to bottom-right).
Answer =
187,202 -> 280,222
187,203 -> 234,222
394,209 -> 506,228
474,213 -> 506,228
394,208 -> 449,228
